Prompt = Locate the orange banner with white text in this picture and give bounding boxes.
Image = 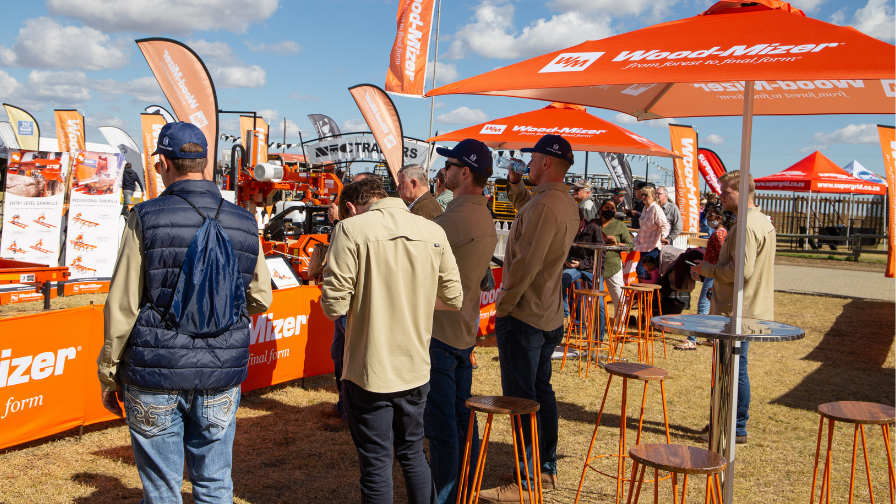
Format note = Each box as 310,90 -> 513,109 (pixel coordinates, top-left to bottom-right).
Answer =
385,0 -> 437,97
669,124 -> 701,233
240,116 -> 270,167
136,38 -> 218,179
141,113 -> 168,199
54,110 -> 85,153
878,125 -> 895,278
477,268 -> 502,337
349,84 -> 404,182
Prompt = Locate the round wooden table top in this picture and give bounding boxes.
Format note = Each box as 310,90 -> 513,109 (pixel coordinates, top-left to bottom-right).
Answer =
629,444 -> 727,475
466,396 -> 540,415
603,362 -> 668,381
817,401 -> 896,425
622,285 -> 653,293
632,283 -> 662,291
573,288 -> 610,297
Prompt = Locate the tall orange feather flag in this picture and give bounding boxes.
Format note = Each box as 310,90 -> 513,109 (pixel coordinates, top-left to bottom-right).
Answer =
385,0 -> 437,97
141,113 -> 168,199
54,110 -> 85,153
240,115 -> 269,166
349,84 -> 404,182
669,124 -> 701,233
878,125 -> 895,278
136,38 -> 218,179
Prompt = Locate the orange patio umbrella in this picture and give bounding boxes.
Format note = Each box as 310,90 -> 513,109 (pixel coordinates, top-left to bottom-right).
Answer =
426,1 -> 895,499
755,151 -> 886,195
427,102 -> 679,158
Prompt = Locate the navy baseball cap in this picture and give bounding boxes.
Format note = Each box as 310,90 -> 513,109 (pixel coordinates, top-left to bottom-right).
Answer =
521,134 -> 574,165
152,122 -> 208,159
436,138 -> 493,177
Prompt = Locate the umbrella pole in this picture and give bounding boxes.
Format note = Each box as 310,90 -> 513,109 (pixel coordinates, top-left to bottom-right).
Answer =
804,190 -> 812,250
584,151 -> 588,178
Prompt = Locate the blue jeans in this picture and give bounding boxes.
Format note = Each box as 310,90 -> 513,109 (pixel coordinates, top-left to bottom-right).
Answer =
331,315 -> 347,417
496,315 -> 563,482
636,248 -> 660,280
124,384 -> 240,504
424,338 -> 478,504
689,278 -> 714,343
343,380 -> 435,504
561,268 -> 593,317
737,342 -> 750,437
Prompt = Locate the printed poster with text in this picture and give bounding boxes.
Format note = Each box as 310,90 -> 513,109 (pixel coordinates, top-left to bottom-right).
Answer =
0,150 -> 69,303
63,151 -> 126,295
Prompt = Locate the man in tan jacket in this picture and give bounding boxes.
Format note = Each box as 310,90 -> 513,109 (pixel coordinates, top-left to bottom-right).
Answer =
321,176 -> 463,503
481,134 -> 580,502
398,163 -> 443,220
692,170 -> 776,444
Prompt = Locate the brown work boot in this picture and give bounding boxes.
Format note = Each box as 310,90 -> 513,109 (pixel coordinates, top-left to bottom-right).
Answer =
321,418 -> 347,432
319,406 -> 342,419
501,470 -> 558,490
478,482 -> 531,503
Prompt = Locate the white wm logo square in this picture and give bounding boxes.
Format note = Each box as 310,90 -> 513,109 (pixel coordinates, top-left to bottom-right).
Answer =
539,52 -> 604,73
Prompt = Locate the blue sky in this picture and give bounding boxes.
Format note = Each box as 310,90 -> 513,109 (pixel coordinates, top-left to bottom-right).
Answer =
0,0 -> 893,181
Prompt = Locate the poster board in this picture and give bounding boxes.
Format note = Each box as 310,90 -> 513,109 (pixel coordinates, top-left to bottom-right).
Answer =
266,255 -> 301,289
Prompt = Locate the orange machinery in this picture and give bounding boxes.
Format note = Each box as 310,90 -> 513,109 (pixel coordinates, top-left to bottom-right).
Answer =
0,259 -> 71,309
225,149 -> 343,280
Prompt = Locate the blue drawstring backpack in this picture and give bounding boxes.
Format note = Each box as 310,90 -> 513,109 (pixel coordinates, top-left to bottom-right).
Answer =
160,195 -> 247,338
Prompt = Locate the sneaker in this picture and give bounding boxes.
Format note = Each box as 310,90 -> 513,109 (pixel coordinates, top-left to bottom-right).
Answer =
478,482 -> 531,503
500,470 -> 558,490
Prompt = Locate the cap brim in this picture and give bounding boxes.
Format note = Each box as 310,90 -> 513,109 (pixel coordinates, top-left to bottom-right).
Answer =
435,146 -> 455,158
519,147 -> 535,153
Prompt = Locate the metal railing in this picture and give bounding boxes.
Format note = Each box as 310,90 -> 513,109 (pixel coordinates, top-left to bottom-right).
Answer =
776,233 -> 888,260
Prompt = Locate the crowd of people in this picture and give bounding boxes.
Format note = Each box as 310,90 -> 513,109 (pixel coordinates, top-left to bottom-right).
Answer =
96,123 -> 774,504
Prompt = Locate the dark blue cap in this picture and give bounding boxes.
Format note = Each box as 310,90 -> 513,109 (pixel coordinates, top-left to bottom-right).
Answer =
152,121 -> 208,159
436,138 -> 493,177
520,134 -> 574,165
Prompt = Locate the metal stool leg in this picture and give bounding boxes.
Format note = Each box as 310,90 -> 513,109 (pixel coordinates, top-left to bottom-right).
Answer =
457,411 -> 477,504
882,423 -> 895,504
617,377 -> 629,504
468,413 -> 494,504
575,375 -> 615,504
509,415 -> 527,504
531,412 -> 543,504
860,424 -> 876,504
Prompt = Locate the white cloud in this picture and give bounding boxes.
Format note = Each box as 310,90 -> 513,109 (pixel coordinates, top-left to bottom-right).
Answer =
812,123 -> 880,144
547,0 -> 675,18
0,70 -> 23,98
613,113 -> 671,128
270,119 -> 311,141
829,8 -> 847,25
27,70 -> 92,104
342,119 -> 369,132
851,0 -> 895,41
0,17 -> 129,70
91,76 -> 164,102
426,61 -> 460,87
436,107 -> 489,125
257,109 -> 279,124
47,0 -> 279,35
433,101 -> 448,109
186,39 -> 267,88
445,0 -> 612,60
702,134 -> 724,146
244,40 -> 302,54
614,113 -> 637,124
289,92 -> 321,101
85,112 -> 127,129
799,144 -> 827,153
790,0 -> 826,13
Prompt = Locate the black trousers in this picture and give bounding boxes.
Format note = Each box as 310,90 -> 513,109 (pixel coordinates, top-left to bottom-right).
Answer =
343,380 -> 436,504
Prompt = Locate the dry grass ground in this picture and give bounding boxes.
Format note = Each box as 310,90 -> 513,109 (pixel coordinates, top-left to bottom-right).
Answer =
0,290 -> 893,503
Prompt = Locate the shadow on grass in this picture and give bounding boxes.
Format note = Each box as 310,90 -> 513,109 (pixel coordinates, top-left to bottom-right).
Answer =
772,299 -> 896,411
72,473 -> 185,503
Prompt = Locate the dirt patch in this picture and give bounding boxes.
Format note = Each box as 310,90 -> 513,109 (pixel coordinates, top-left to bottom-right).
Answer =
775,253 -> 886,273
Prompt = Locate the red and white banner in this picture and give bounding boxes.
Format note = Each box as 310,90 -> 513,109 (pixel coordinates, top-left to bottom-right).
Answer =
878,125 -> 895,279
697,148 -> 726,195
349,84 -> 404,182
54,110 -> 85,153
385,0 -> 437,97
136,38 -> 218,179
669,124 -> 701,233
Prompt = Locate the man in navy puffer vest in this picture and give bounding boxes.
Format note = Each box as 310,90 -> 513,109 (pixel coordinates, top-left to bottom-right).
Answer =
97,122 -> 272,504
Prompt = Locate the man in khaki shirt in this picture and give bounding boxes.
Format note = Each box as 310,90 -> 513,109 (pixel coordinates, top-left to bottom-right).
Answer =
692,170 -> 775,444
425,139 -> 498,504
481,135 -> 579,502
321,176 -> 462,503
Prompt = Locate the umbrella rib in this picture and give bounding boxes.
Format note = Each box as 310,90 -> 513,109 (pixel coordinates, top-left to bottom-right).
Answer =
639,83 -> 676,119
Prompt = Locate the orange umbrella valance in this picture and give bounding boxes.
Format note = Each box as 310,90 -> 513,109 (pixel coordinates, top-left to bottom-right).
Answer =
754,151 -> 886,194
428,102 -> 679,158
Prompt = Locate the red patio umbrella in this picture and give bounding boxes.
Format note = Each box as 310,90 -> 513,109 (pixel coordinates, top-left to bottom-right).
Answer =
755,151 -> 887,194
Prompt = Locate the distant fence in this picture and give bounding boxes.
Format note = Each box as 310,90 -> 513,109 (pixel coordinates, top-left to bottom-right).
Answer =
755,192 -> 887,249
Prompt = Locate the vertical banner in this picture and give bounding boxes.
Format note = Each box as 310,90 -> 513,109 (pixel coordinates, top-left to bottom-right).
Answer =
308,114 -> 341,139
53,110 -> 85,153
349,84 -> 404,182
669,124 -> 701,233
877,125 -> 895,278
385,0 -> 437,97
140,114 -> 168,199
3,104 -> 40,151
240,116 -> 269,166
64,151 -> 127,295
697,148 -> 726,195
598,152 -> 634,209
144,104 -> 177,123
136,38 -> 218,178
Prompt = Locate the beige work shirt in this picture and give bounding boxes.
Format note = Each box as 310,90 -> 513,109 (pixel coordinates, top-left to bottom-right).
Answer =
321,198 -> 463,393
97,211 -> 273,391
431,195 -> 498,350
700,207 -> 776,320
497,179 -> 580,331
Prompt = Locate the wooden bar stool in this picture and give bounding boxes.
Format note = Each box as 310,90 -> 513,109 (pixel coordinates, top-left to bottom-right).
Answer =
459,396 -> 543,504
626,444 -> 727,504
562,279 -> 590,371
563,287 -> 612,378
810,401 -> 896,504
632,283 -> 667,360
613,285 -> 655,364
575,362 -> 672,504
